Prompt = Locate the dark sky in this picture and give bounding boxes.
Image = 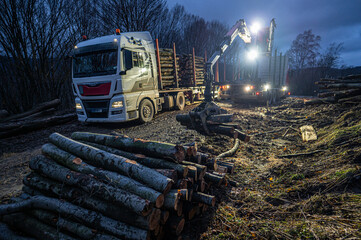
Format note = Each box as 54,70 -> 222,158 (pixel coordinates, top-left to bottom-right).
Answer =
167,0 -> 361,67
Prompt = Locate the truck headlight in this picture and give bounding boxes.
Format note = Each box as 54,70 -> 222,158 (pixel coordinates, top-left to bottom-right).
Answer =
245,86 -> 251,92
263,84 -> 271,91
282,86 -> 287,91
112,101 -> 123,108
76,103 -> 82,110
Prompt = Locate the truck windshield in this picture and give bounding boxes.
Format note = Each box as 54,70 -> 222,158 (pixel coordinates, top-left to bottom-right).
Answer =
73,49 -> 117,78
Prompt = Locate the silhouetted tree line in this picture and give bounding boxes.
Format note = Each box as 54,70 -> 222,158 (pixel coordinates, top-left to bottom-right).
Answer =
0,0 -> 228,113
286,29 -> 360,96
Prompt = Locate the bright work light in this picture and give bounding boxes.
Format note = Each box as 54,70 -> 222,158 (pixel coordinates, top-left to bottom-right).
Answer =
250,22 -> 261,34
247,49 -> 258,61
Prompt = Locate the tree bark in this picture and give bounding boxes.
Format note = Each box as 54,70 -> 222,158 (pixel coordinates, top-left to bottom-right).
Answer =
71,132 -> 185,163
49,133 -> 173,193
169,189 -> 189,201
0,196 -> 150,240
0,99 -> 60,123
154,169 -> 178,183
2,213 -> 76,240
163,191 -> 180,211
42,143 -> 164,208
81,141 -> 188,178
192,192 -> 216,206
29,209 -> 118,240
29,155 -> 152,215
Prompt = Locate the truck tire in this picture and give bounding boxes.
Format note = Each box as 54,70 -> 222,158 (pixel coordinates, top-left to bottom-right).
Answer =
139,99 -> 154,123
175,92 -> 185,110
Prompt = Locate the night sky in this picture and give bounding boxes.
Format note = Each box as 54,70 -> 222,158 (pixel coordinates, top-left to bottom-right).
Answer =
167,0 -> 361,67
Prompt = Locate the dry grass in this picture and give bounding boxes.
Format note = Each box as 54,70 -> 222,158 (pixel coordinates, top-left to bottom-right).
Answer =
201,99 -> 361,239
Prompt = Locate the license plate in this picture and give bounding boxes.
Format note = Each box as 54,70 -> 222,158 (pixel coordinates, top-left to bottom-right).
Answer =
90,108 -> 103,113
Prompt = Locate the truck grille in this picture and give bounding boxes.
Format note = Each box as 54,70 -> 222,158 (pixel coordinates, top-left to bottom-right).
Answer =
83,100 -> 109,118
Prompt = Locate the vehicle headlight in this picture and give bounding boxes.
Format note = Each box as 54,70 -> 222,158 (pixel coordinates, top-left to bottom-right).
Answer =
76,103 -> 82,110
112,101 -> 123,108
263,84 -> 271,91
245,86 -> 251,92
282,86 -> 287,91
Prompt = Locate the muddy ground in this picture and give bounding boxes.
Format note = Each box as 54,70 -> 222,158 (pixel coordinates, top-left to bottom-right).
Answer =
1,98 -> 361,239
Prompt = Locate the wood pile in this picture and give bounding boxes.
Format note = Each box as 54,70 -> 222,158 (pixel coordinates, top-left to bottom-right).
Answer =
308,74 -> 361,105
176,102 -> 250,143
0,99 -> 76,139
0,132 -> 236,239
157,48 -> 206,88
178,54 -> 205,87
158,48 -> 180,87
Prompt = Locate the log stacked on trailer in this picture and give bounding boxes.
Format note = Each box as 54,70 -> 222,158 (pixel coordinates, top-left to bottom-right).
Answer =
308,74 -> 361,105
178,54 -> 205,86
0,99 -> 76,139
0,132 -> 237,239
158,48 -> 180,87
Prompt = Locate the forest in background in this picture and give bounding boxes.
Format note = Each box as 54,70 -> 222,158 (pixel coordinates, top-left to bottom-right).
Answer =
0,0 -> 359,114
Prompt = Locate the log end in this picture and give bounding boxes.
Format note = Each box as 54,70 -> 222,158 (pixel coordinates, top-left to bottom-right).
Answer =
163,180 -> 173,195
149,208 -> 161,231
175,145 -> 186,163
155,194 -> 165,208
176,218 -> 185,236
160,210 -> 169,225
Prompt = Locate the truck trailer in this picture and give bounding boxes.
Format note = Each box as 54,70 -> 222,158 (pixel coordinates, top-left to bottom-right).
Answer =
72,31 -> 205,123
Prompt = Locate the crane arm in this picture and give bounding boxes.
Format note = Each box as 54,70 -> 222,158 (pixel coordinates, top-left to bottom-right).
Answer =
205,19 -> 251,101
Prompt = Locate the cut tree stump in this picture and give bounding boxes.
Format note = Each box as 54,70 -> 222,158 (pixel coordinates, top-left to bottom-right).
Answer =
300,125 -> 317,142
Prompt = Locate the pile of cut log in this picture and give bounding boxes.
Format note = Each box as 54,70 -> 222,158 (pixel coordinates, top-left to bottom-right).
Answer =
159,48 -> 180,87
0,99 -> 76,139
178,54 -> 205,87
309,74 -> 361,105
176,101 -> 250,143
0,132 -> 236,239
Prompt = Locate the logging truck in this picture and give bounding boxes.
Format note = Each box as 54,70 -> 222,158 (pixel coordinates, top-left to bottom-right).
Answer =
72,31 -> 205,123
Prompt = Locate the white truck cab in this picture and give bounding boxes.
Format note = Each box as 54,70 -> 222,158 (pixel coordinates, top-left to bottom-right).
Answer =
72,31 -> 160,123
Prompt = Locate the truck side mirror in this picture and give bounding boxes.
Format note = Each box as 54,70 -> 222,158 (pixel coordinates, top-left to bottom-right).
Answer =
123,49 -> 133,72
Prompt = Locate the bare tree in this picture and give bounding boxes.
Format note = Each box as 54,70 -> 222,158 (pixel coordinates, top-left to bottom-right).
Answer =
318,42 -> 343,69
287,29 -> 321,70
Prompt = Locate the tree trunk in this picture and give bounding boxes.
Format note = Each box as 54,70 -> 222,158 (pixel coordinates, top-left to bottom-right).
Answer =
2,213 -> 76,240
81,141 -> 188,178
42,143 -> 164,208
71,132 -> 185,163
0,99 -> 60,122
29,155 -> 152,215
173,179 -> 188,189
169,189 -> 189,201
215,161 -> 235,174
234,129 -> 250,142
183,202 -> 199,220
0,196 -> 150,240
29,209 -> 118,240
154,169 -> 178,183
192,192 -> 216,206
49,133 -> 173,193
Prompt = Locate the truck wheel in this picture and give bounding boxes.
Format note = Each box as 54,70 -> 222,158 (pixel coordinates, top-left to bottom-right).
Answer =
175,92 -> 185,110
139,99 -> 154,123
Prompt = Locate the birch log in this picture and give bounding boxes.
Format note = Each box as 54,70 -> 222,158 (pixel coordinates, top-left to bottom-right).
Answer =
0,196 -> 150,240
49,133 -> 173,193
71,132 -> 185,163
80,141 -> 188,177
29,155 -> 152,215
42,143 -> 164,207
